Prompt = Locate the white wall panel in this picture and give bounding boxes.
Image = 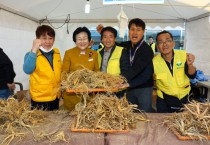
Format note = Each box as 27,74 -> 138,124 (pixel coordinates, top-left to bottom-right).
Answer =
186,17 -> 210,75
0,10 -> 38,90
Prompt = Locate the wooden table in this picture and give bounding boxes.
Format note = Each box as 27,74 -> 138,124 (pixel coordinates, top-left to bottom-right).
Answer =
105,113 -> 206,145
1,113 -> 207,145
0,112 -> 104,145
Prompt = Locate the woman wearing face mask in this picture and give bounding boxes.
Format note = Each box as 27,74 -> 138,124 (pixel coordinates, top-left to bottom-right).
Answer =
23,25 -> 62,111
62,26 -> 99,111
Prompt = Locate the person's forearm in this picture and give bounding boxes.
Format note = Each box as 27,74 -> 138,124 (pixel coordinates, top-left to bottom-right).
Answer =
23,52 -> 36,74
188,64 -> 196,75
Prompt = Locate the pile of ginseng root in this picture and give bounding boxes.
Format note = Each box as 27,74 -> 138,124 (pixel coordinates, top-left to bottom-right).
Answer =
72,93 -> 150,131
62,67 -> 149,131
164,101 -> 210,140
0,98 -> 67,145
61,68 -> 129,91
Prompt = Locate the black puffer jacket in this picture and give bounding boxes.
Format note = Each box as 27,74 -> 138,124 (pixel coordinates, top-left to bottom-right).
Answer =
0,48 -> 16,89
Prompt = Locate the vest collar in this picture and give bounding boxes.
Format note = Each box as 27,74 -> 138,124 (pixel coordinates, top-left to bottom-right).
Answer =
161,50 -> 174,62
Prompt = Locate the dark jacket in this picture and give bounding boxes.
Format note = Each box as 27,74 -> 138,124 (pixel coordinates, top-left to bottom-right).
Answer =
0,48 -> 16,89
119,40 -> 154,88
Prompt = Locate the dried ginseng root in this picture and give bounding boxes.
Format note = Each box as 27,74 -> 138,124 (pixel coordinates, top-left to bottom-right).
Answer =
164,101 -> 210,141
0,98 -> 48,145
61,67 -> 129,91
72,93 -> 150,131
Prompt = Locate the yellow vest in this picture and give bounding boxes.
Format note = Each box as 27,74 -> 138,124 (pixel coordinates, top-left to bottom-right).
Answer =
148,43 -> 156,53
153,50 -> 191,100
97,46 -> 123,75
30,48 -> 62,102
99,42 -> 104,49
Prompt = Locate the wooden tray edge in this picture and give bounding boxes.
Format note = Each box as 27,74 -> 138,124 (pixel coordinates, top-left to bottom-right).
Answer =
166,123 -> 210,140
66,87 -> 126,93
70,128 -> 129,133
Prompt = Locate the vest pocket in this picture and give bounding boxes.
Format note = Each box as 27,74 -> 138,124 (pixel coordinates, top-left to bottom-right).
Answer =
156,73 -> 168,87
175,70 -> 185,86
108,60 -> 120,75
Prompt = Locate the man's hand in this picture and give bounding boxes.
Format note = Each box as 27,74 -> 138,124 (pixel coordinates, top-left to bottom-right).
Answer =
186,53 -> 195,66
96,24 -> 104,34
186,53 -> 196,74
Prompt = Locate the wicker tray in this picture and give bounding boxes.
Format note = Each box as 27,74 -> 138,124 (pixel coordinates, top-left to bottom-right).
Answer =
167,124 -> 210,140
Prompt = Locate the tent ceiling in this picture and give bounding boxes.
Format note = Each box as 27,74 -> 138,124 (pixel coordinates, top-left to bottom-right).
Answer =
0,0 -> 210,23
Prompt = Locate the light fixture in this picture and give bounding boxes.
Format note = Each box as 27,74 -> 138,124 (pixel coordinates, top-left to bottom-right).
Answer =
85,0 -> 90,13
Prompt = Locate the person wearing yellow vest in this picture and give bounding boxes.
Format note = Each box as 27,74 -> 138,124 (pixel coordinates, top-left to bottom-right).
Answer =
97,19 -> 155,112
98,26 -> 130,75
153,30 -> 196,113
62,27 -> 99,111
23,25 -> 62,111
148,36 -> 156,53
97,26 -> 130,98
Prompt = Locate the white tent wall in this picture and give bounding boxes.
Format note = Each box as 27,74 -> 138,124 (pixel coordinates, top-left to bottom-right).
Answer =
186,16 -> 210,75
0,9 -> 39,90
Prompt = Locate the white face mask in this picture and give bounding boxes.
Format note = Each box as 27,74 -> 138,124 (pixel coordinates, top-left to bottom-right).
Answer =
39,46 -> 53,53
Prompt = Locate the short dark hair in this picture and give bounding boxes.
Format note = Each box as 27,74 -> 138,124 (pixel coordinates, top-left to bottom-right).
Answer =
73,27 -> 91,42
156,30 -> 173,42
149,36 -> 153,39
36,25 -> 55,38
100,26 -> 117,40
128,18 -> 146,30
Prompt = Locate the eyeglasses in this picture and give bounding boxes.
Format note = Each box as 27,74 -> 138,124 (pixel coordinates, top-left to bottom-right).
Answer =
76,38 -> 88,43
157,40 -> 173,46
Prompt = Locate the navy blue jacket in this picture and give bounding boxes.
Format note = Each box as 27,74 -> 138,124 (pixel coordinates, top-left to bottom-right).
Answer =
119,40 -> 154,88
